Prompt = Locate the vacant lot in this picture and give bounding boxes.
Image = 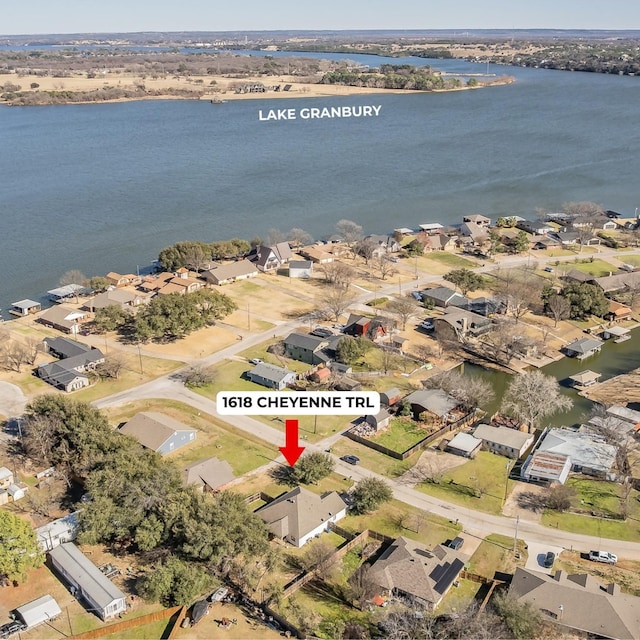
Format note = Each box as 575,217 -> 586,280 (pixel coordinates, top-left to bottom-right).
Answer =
468,533 -> 528,578
369,418 -> 430,453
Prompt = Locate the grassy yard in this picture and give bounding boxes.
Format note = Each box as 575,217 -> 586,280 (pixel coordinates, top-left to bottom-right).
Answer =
558,258 -> 617,277
72,355 -> 181,403
415,452 -> 515,516
541,510 -> 640,542
437,578 -> 482,615
104,399 -> 275,476
619,254 -> 640,266
253,413 -> 352,443
331,437 -> 420,479
468,534 -> 528,579
424,252 -> 477,268
370,417 -> 430,453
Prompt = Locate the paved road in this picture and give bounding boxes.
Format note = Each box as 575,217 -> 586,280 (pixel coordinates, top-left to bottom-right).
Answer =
91,246 -> 640,559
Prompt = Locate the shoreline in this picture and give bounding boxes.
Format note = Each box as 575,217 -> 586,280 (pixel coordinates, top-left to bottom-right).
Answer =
0,74 -> 515,107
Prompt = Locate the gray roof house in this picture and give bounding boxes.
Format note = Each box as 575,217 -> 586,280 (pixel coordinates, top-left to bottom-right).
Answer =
255,486 -> 347,547
49,543 -> 126,619
38,305 -> 86,334
201,259 -> 258,285
119,412 -> 197,455
509,568 -> 640,640
365,409 -> 392,431
369,536 -> 468,610
252,242 -> 292,272
38,340 -> 105,393
288,260 -> 313,279
247,362 -> 297,390
473,424 -> 535,459
593,271 -> 640,294
183,457 -> 235,492
86,289 -> 146,312
283,332 -> 331,365
446,432 -> 482,458
36,512 -> 80,552
421,286 -> 469,308
433,307 -> 492,341
564,336 -> 604,360
405,389 -> 459,422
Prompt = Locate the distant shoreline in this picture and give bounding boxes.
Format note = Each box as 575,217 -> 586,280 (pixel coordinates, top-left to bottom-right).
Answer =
0,73 -> 515,107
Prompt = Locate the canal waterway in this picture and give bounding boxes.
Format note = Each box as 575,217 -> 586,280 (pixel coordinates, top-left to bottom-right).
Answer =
1,53 -> 639,313
462,327 -> 640,427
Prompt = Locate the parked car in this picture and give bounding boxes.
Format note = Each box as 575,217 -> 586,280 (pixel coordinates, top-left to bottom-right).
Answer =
543,551 -> 556,568
249,358 -> 263,365
447,537 -> 465,550
311,327 -> 334,338
411,291 -> 423,301
419,320 -> 434,331
0,621 -> 27,639
589,550 -> 617,564
543,266 -> 554,273
341,455 -> 360,465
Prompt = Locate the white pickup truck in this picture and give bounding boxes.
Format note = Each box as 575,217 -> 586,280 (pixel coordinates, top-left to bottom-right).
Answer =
589,550 -> 617,564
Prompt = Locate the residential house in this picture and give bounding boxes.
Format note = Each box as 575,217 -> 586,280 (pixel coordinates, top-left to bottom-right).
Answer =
421,286 -> 468,309
0,467 -> 13,490
138,271 -> 175,293
344,314 -> 394,342
606,300 -> 633,322
298,245 -> 334,264
200,260 -> 258,286
509,568 -> 640,640
9,299 -> 41,317
594,271 -> 640,294
409,232 -> 457,253
404,389 -> 459,422
564,336 -> 604,359
528,427 -> 617,479
119,412 -> 197,455
255,486 -> 347,547
283,333 -> 331,365
252,242 -> 293,272
365,409 -> 391,431
157,275 -> 203,296
49,543 -> 127,620
380,388 -> 401,407
532,236 -> 560,250
572,215 -> 617,231
561,269 -> 595,285
39,305 -> 86,334
515,220 -> 555,235
472,424 -> 535,459
446,432 -> 482,458
105,272 -> 140,288
464,296 -> 505,317
288,260 -> 313,279
86,289 -> 147,312
369,536 -> 468,610
433,307 -> 492,341
459,221 -> 489,247
247,362 -> 297,390
364,234 -> 402,257
520,451 -> 572,484
38,338 -> 104,392
183,457 -> 235,493
36,512 -> 79,552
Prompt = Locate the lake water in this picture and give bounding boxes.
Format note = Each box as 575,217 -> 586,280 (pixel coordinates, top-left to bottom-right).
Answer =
1,54 -> 639,312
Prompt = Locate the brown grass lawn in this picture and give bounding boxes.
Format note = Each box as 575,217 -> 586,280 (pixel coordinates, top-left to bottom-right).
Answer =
468,533 -> 528,579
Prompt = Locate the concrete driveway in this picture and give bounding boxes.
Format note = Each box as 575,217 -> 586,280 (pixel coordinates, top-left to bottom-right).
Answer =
525,540 -> 566,572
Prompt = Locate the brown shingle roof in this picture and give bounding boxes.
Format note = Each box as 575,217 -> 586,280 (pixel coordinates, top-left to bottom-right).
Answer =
120,412 -> 194,452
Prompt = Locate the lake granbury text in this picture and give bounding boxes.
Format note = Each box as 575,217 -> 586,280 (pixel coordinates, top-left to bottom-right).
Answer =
258,105 -> 382,121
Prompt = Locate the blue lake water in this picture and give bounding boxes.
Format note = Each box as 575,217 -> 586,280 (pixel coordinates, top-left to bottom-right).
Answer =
1,54 -> 639,312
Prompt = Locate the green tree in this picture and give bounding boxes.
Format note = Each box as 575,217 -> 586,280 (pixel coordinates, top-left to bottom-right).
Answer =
137,555 -> 212,606
351,478 -> 393,514
560,282 -> 609,319
93,304 -> 132,333
443,268 -> 485,295
291,452 -> 335,485
88,276 -> 110,291
336,336 -> 372,364
513,230 -> 530,253
493,591 -> 543,640
0,511 -> 45,583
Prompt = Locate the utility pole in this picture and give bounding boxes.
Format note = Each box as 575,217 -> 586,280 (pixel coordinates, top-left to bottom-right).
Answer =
137,343 -> 143,375
513,514 -> 520,553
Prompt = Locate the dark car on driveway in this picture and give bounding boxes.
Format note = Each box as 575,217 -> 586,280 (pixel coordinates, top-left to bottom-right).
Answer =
311,327 -> 334,338
447,537 -> 465,550
0,621 -> 27,639
543,551 -> 556,568
341,455 -> 360,465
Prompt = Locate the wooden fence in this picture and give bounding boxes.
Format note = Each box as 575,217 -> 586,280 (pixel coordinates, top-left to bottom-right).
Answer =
69,606 -> 183,640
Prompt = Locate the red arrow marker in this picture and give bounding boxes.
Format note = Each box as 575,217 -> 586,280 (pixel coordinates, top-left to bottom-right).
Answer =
279,419 -> 305,467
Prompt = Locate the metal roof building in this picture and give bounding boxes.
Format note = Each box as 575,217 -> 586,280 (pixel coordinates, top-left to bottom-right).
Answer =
49,543 -> 126,619
15,595 -> 62,629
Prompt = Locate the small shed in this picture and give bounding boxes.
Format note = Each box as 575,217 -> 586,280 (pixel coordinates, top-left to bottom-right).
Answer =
10,299 -> 42,316
288,260 -> 313,279
8,483 -> 26,501
365,409 -> 392,431
568,370 -> 602,388
311,367 -> 332,383
380,388 -> 401,406
446,433 -> 482,458
15,595 -> 62,629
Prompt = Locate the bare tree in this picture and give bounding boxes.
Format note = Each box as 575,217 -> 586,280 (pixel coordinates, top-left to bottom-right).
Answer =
301,539 -> 336,580
387,297 -> 420,330
335,219 -> 363,257
547,293 -> 571,327
375,254 -> 396,281
425,370 -> 494,411
323,285 -> 354,322
286,227 -> 313,248
345,565 -> 378,609
501,370 -> 572,431
320,261 -> 356,288
265,228 -> 285,246
96,353 -> 128,380
354,238 -> 376,265
480,320 -> 521,365
562,201 -> 605,218
588,405 -> 631,475
494,277 -> 540,323
0,337 -> 32,372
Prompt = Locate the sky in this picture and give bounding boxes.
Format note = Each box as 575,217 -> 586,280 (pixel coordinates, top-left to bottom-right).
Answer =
3,0 -> 640,35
